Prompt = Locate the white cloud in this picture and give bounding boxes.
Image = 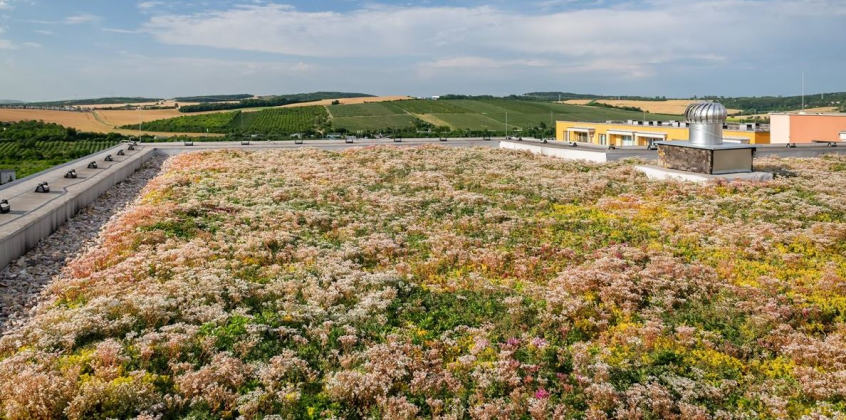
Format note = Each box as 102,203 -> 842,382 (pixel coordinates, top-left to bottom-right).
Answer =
87,54 -> 316,78
535,0 -> 607,11
137,1 -> 165,14
0,38 -> 42,49
145,5 -> 499,58
424,57 -> 551,69
138,1 -> 164,9
18,19 -> 57,24
34,29 -> 52,35
103,28 -> 138,34
5,0 -> 846,100
64,13 -> 101,25
141,0 -> 846,82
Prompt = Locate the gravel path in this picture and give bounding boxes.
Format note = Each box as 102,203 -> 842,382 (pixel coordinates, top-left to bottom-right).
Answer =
0,156 -> 167,332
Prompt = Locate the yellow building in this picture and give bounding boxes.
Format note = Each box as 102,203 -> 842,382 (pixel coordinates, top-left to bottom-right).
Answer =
556,120 -> 770,146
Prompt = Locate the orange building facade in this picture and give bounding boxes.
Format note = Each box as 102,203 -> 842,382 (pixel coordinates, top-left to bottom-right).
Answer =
770,113 -> 846,144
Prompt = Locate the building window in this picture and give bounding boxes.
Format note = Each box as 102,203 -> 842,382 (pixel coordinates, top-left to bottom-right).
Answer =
599,134 -> 606,145
576,132 -> 589,142
622,135 -> 634,146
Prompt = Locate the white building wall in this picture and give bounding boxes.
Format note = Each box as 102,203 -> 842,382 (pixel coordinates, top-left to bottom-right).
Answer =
770,114 -> 792,144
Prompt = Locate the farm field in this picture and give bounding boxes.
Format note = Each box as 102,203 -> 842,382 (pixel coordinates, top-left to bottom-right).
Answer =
391,99 -> 679,126
2,147 -> 846,418
4,99 -> 684,137
57,95 -> 401,112
0,109 -> 110,133
328,99 -> 683,134
427,113 -> 504,131
327,103 -> 400,118
235,106 -> 328,134
331,115 -> 420,132
133,112 -> 237,133
0,109 -> 221,137
0,139 -> 120,178
387,99 -> 468,114
791,106 -> 840,113
74,100 -> 203,110
132,106 -> 329,135
280,95 -> 413,108
740,107 -> 842,120
565,99 -> 743,115
9,95 -> 840,140
0,121 -> 123,178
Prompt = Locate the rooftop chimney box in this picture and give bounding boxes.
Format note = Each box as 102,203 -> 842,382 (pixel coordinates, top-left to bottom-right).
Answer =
655,102 -> 758,175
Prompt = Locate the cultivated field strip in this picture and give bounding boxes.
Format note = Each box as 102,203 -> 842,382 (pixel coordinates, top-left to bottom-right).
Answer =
133,106 -> 328,135
107,99 -> 683,135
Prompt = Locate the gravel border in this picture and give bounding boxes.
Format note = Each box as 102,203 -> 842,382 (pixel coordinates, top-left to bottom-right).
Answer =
0,156 -> 167,332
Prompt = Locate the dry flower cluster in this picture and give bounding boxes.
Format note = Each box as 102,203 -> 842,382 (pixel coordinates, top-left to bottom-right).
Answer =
1,147 -> 845,419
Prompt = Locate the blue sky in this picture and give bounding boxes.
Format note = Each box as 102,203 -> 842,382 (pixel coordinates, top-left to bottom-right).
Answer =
1,0 -> 845,101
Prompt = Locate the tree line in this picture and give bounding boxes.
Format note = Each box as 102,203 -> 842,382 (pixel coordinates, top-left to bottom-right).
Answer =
0,120 -> 124,142
179,92 -> 374,113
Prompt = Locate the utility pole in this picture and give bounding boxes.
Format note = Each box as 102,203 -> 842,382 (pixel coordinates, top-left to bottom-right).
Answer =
802,72 -> 805,110
550,111 -> 554,138
505,112 -> 508,138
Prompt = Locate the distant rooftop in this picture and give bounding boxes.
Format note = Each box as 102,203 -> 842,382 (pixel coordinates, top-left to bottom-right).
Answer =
769,111 -> 846,117
559,119 -> 770,132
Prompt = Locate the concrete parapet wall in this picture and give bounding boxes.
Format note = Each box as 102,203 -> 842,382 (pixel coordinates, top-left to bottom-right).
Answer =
500,140 -> 656,162
754,145 -> 846,158
0,147 -> 157,271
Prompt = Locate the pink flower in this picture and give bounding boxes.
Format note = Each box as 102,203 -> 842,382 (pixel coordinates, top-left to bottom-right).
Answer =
531,338 -> 548,349
535,388 -> 551,399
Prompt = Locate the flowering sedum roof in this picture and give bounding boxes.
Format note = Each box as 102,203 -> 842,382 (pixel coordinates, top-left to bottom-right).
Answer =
2,147 -> 846,419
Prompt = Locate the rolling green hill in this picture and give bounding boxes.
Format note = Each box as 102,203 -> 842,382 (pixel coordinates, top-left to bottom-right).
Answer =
125,98 -> 682,138
329,99 -> 680,135
178,92 -> 374,113
25,97 -> 162,106
174,94 -> 254,103
705,92 -> 846,114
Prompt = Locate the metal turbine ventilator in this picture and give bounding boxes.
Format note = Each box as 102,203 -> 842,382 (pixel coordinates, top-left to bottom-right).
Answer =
684,101 -> 728,146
